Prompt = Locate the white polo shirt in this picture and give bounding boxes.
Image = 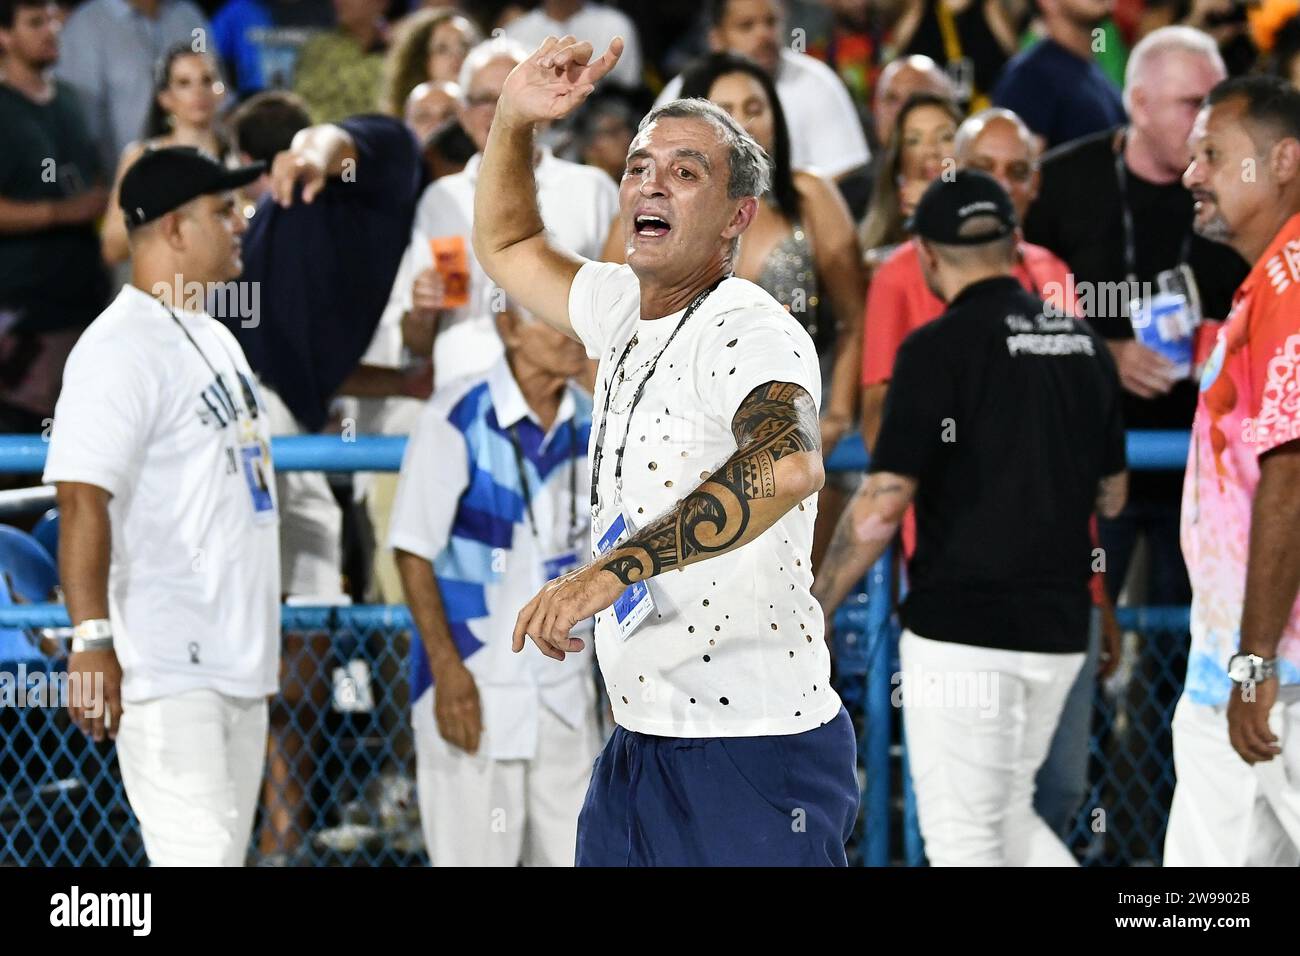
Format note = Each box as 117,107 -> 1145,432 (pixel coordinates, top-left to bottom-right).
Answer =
376,148 -> 619,391
569,261 -> 841,738
657,48 -> 871,179
502,0 -> 644,90
390,357 -> 595,760
43,284 -> 280,703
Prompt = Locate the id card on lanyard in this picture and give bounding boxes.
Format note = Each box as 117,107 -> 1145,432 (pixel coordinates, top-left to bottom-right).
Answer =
238,418 -> 277,525
161,298 -> 278,525
594,511 -> 654,640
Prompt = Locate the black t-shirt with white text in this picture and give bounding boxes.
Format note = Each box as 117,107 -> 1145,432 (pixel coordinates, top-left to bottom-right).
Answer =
872,276 -> 1126,654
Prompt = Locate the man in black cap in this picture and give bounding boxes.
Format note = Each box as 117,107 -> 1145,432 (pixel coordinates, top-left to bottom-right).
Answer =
44,146 -> 280,866
813,169 -> 1129,866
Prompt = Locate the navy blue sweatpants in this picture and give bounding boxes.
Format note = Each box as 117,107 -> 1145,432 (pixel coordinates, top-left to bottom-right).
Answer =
575,707 -> 859,866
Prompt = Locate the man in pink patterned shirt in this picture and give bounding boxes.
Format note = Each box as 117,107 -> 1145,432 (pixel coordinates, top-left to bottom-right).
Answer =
1167,75 -> 1300,866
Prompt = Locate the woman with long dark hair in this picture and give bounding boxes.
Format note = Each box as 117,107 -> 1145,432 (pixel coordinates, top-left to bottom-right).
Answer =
101,44 -> 233,266
603,51 -> 866,568
860,90 -> 963,269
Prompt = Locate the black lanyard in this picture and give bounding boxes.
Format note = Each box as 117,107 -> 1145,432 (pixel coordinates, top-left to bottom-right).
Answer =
507,416 -> 579,546
1113,127 -> 1193,284
159,298 -> 259,426
589,276 -> 726,515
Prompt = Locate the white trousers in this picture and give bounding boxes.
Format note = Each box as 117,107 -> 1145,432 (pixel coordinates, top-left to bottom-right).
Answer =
900,630 -> 1084,866
412,686 -> 602,867
115,688 -> 268,866
1164,687 -> 1300,866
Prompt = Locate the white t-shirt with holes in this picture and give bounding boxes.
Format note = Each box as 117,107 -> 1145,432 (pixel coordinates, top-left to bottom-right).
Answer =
568,261 -> 841,738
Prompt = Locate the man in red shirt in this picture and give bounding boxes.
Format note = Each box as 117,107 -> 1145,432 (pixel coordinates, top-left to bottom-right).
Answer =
1166,75 -> 1300,865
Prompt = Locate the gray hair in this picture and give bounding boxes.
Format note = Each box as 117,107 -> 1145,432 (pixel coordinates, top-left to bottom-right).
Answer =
1124,26 -> 1226,113
637,98 -> 773,200
457,35 -> 529,97
954,107 -> 1038,163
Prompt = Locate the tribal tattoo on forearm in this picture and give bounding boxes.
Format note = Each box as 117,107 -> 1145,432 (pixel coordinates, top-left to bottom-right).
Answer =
601,381 -> 821,587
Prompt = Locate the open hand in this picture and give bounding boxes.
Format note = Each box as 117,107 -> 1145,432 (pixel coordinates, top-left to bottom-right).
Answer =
512,560 -> 625,660
496,35 -> 624,128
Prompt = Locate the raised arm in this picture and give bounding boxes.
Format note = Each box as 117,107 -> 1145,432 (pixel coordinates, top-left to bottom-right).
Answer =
512,380 -> 825,659
473,35 -> 624,338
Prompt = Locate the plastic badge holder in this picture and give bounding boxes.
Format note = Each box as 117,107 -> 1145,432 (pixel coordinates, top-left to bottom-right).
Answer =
1129,292 -> 1194,379
1132,264 -> 1204,381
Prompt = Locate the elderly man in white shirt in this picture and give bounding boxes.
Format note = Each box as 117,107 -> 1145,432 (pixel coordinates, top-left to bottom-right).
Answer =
392,307 -> 599,867
473,36 -> 859,866
656,0 -> 870,180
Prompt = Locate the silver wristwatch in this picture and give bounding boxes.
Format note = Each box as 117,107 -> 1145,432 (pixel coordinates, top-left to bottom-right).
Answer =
70,618 -> 113,653
1226,653 -> 1278,683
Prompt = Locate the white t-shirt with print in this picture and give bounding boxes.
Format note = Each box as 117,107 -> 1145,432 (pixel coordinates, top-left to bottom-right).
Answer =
43,284 -> 280,704
569,261 -> 840,738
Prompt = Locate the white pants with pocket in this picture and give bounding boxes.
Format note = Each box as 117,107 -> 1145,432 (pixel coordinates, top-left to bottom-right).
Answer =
115,688 -> 268,866
900,629 -> 1084,866
1164,686 -> 1300,866
412,686 -> 602,867
259,383 -> 344,599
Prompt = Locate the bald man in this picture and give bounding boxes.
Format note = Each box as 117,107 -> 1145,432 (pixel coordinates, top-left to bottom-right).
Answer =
872,54 -> 958,149
404,80 -> 461,146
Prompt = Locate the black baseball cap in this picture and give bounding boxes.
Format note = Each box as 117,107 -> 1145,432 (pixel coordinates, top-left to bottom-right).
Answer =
119,146 -> 266,228
905,169 -> 1018,245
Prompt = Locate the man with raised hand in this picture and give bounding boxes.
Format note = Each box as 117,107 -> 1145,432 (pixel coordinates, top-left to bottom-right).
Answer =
474,35 -> 858,866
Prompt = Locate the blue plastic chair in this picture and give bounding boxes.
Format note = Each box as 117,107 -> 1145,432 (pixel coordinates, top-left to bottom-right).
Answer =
0,524 -> 59,602
0,572 -> 39,663
31,508 -> 58,564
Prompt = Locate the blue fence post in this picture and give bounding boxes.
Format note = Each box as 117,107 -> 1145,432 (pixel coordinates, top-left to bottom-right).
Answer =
863,548 -> 894,867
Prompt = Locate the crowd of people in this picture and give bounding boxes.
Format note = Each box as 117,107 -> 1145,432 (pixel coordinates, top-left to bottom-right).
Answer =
4,0 -> 1300,867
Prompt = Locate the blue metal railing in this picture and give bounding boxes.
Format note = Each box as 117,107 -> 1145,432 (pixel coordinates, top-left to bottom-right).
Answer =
0,430 -> 1190,473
